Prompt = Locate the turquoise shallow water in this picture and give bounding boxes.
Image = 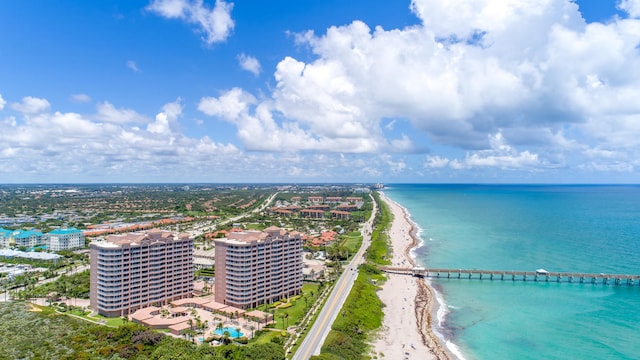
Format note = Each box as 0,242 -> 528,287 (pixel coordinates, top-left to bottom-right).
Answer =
214,327 -> 243,338
384,184 -> 640,360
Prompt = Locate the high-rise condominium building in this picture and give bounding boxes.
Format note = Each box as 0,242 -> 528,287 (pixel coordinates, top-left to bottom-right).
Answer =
214,226 -> 303,309
90,229 -> 193,317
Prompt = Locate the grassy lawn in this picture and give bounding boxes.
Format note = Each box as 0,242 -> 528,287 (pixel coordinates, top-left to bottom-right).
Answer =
252,330 -> 283,345
341,231 -> 363,253
82,313 -> 124,327
248,282 -> 322,345
302,282 -> 320,297
273,282 -> 320,329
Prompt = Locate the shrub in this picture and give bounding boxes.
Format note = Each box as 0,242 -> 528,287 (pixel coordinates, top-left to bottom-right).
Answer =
234,336 -> 248,344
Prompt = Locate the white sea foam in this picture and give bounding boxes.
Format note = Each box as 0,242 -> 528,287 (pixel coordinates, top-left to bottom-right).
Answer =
446,340 -> 468,360
429,281 -> 467,360
431,283 -> 448,328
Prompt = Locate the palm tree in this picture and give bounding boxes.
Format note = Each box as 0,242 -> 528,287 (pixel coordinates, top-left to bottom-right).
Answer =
222,330 -> 231,345
284,312 -> 290,329
184,329 -> 196,343
249,325 -> 255,338
195,317 -> 203,336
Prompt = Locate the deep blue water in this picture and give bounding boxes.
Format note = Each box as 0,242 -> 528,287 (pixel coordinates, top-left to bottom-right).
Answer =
384,184 -> 640,360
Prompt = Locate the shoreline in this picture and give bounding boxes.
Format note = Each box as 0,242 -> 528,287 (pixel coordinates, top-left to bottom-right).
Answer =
371,192 -> 452,360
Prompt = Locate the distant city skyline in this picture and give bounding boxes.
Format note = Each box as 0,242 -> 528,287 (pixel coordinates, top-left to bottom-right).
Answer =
2,0 -> 640,184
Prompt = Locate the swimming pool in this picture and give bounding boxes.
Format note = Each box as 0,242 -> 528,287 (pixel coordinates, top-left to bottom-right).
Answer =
214,327 -> 243,338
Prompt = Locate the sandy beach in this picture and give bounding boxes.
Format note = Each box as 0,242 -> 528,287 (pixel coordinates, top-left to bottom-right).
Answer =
371,193 -> 451,360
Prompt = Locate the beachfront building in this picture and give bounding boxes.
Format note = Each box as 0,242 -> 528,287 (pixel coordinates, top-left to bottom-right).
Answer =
46,228 -> 85,251
214,226 -> 303,309
89,229 -> 193,317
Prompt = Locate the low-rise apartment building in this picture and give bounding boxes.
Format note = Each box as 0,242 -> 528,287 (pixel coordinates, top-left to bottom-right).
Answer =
214,226 -> 303,309
46,228 -> 85,251
0,229 -> 44,248
1,227 -> 84,251
0,228 -> 12,248
89,229 -> 193,317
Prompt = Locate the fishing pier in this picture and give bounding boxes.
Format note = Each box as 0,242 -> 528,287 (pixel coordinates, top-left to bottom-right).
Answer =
380,266 -> 640,286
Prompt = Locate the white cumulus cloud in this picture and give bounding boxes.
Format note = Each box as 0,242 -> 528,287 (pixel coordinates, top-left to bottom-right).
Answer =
147,98 -> 183,134
11,96 -> 51,114
0,95 -> 252,182
96,102 -> 149,124
238,53 -> 261,76
424,155 -> 450,169
0,94 -> 5,111
198,87 -> 255,121
70,94 -> 91,103
191,0 -> 640,177
147,0 -> 235,44
454,133 -> 545,170
618,0 -> 640,18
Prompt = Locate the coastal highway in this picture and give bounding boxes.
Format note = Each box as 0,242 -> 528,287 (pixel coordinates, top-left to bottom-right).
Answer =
293,195 -> 377,360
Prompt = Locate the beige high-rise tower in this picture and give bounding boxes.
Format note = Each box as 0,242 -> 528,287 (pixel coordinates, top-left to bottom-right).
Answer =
89,229 -> 193,317
214,226 -> 303,309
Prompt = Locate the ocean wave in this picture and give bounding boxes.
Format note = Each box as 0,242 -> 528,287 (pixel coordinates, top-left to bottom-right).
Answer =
427,280 -> 467,360
446,340 -> 467,360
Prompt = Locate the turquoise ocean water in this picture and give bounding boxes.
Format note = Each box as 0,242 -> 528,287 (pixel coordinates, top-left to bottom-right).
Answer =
384,184 -> 640,360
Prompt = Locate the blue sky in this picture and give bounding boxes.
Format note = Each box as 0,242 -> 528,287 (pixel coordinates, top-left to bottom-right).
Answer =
1,0 -> 640,183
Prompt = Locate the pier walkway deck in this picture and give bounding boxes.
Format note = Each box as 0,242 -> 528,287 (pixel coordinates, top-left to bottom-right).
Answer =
380,266 -> 640,286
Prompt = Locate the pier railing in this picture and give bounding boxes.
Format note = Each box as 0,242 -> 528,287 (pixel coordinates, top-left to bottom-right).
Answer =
379,266 -> 640,286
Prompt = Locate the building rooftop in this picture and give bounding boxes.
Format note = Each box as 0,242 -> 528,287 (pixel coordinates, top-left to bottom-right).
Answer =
48,228 -> 82,235
214,227 -> 299,245
92,229 -> 191,248
226,230 -> 268,243
11,229 -> 44,239
0,249 -> 62,260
